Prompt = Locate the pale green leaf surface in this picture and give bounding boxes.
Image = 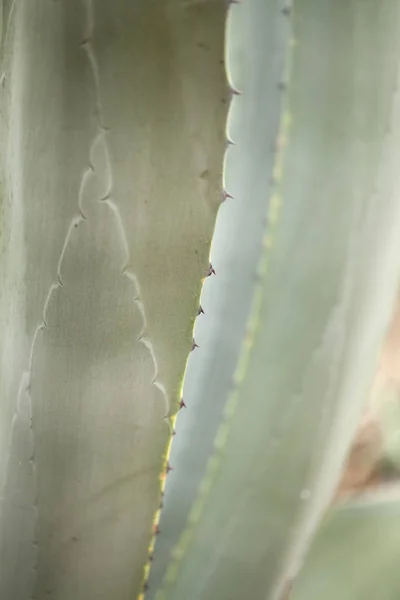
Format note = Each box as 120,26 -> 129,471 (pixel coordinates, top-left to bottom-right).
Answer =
292,491 -> 400,600
0,1 -> 225,598
147,0 -> 290,595
159,2 -> 400,600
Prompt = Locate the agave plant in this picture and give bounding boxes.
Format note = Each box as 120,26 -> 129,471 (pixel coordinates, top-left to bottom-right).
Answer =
1,0 -> 400,599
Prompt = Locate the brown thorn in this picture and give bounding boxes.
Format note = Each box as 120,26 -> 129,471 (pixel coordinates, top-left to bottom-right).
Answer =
206,263 -> 216,277
222,190 -> 234,202
229,86 -> 242,96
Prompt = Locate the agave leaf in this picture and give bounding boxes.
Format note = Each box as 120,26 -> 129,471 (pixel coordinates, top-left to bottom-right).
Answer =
0,1 -> 226,598
291,489 -> 400,600
147,0 -> 290,594
157,2 -> 400,599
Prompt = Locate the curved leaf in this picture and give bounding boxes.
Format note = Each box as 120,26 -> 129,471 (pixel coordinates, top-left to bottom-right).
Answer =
0,1 -> 226,598
147,0 -> 290,594
292,490 -> 400,600
158,2 -> 400,599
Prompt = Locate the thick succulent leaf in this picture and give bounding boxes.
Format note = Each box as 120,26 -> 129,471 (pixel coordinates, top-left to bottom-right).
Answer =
157,2 -> 400,600
292,490 -> 400,600
0,1 -> 226,599
147,0 -> 290,594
